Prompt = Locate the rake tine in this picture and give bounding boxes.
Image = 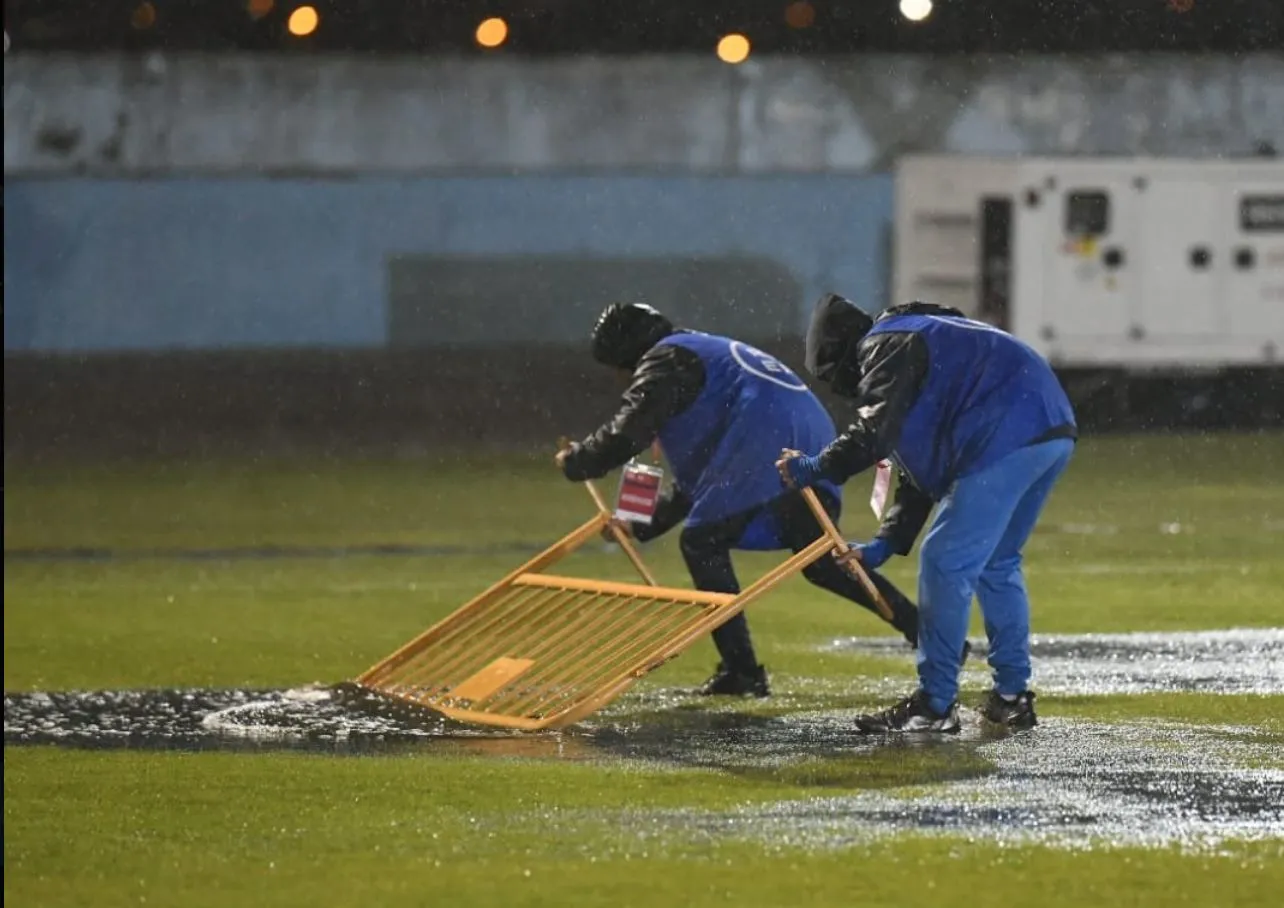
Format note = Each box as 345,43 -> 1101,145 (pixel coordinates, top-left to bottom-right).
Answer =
355,467 -> 841,731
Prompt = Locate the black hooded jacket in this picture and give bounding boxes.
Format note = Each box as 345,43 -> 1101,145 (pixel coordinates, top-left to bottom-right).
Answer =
805,295 -> 957,555
558,335 -> 706,539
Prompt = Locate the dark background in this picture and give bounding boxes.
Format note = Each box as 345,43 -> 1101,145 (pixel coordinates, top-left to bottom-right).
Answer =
5,0 -> 1283,460
6,350 -> 1281,461
6,0 -> 1283,54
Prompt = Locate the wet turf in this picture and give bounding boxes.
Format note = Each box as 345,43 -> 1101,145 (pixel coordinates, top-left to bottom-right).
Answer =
6,746 -> 1281,908
5,434 -> 1284,905
825,628 -> 1284,695
6,638 -> 1282,856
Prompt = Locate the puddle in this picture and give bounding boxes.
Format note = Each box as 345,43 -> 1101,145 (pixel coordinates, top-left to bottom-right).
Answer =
2,684 -> 590,758
7,630 -> 1282,757
620,717 -> 1284,853
821,628 -> 1284,695
6,629 -> 1284,854
11,685 -> 1279,854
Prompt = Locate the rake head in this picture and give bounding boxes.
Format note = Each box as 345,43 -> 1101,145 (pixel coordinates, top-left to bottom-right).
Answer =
353,480 -> 886,731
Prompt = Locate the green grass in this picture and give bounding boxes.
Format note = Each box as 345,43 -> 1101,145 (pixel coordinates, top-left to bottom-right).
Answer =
5,433 -> 1284,906
7,750 -> 1280,908
6,748 -> 1282,908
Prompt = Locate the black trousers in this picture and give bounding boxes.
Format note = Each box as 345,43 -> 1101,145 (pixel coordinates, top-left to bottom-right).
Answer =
678,489 -> 920,674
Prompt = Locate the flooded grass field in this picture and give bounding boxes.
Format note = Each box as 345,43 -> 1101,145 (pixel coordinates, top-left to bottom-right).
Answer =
5,436 -> 1284,906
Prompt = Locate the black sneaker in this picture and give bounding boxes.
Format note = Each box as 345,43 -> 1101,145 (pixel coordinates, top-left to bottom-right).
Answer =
980,690 -> 1038,729
854,689 -> 961,734
696,663 -> 770,698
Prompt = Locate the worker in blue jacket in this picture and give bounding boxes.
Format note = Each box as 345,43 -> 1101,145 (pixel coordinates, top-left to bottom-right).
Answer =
779,294 -> 1076,733
557,302 -> 921,698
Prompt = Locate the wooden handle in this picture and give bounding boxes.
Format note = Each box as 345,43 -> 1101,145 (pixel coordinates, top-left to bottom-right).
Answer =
558,437 -> 657,587
800,487 -> 894,622
586,479 -> 658,587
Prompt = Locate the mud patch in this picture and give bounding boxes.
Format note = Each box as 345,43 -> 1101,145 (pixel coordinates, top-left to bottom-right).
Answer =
821,628 -> 1284,695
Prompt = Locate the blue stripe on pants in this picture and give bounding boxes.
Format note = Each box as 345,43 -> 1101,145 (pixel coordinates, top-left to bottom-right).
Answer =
916,438 -> 1075,715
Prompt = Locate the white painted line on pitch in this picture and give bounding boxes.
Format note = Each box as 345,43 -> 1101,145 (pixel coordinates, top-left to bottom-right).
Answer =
1035,562 -> 1242,576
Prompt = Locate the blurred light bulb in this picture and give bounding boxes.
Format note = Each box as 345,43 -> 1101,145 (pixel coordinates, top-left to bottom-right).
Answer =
717,33 -> 751,64
131,2 -> 157,30
784,2 -> 816,29
899,0 -> 933,22
476,17 -> 508,48
287,6 -> 319,37
247,0 -> 275,21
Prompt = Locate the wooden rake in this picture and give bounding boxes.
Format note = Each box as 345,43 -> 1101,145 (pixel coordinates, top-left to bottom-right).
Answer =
353,479 -> 891,731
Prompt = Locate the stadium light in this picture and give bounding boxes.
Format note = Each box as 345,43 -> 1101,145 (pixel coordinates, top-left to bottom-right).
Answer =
287,5 -> 319,37
716,33 -> 751,64
475,17 -> 508,49
899,0 -> 933,22
130,2 -> 157,30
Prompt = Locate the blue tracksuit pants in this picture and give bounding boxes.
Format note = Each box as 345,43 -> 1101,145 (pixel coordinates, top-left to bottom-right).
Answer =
916,438 -> 1075,715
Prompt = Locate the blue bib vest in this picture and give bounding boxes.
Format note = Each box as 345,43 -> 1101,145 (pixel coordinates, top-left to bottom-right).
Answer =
865,314 -> 1076,500
655,332 -> 840,542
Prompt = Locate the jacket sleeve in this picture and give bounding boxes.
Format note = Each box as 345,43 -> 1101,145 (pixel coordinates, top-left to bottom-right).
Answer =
560,344 -> 705,482
875,473 -> 935,555
815,331 -> 929,484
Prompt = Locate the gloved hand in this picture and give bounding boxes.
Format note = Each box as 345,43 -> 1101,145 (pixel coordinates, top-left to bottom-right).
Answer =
555,440 -> 584,481
836,537 -> 893,571
776,449 -> 824,489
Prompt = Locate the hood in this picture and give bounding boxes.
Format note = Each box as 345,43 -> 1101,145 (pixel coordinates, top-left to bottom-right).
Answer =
879,301 -> 968,320
590,302 -> 676,370
804,293 -> 874,395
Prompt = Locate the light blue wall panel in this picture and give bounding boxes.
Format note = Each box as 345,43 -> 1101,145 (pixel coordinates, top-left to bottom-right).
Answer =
3,175 -> 894,352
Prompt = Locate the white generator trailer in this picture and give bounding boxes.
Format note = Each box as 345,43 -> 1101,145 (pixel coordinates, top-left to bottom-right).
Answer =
893,154 -> 1284,372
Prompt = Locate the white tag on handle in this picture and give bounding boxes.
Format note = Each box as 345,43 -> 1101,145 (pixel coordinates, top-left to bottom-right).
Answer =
869,459 -> 893,519
615,461 -> 665,525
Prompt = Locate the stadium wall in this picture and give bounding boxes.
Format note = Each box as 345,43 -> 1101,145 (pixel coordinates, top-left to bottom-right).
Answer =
6,52 -> 1282,455
2,175 -> 892,353
6,52 -> 1281,354
6,53 -> 1283,174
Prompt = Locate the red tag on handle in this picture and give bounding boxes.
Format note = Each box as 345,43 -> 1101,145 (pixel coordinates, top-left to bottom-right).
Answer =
616,462 -> 664,524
